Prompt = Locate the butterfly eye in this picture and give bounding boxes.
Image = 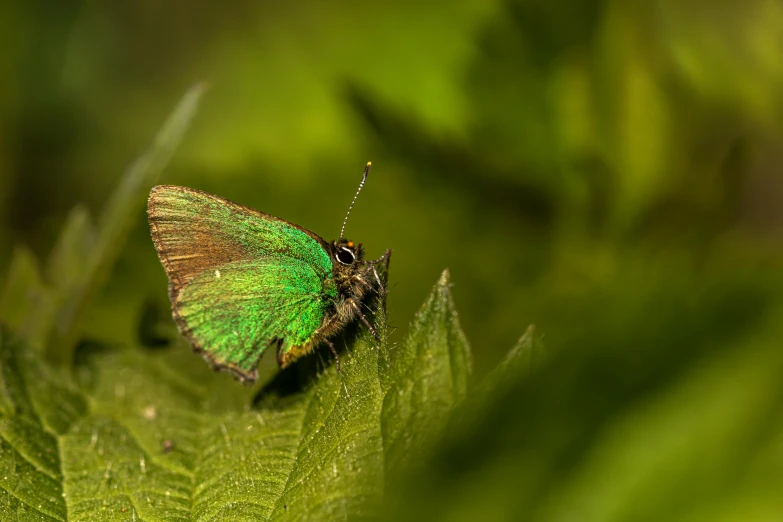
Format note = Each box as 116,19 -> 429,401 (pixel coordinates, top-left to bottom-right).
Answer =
336,247 -> 355,265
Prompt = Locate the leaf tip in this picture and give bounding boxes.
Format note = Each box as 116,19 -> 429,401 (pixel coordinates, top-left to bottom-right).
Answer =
191,79 -> 213,94
501,324 -> 542,374
437,268 -> 452,287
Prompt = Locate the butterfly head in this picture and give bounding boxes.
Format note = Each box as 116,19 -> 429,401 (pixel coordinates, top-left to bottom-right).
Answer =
333,239 -> 364,266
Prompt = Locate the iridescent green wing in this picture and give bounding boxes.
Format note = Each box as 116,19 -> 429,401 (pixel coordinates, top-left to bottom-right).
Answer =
148,185 -> 332,297
175,257 -> 337,382
147,185 -> 335,382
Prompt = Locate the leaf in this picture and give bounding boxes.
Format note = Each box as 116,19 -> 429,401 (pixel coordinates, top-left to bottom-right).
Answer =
379,269 -> 472,482
0,247 -> 54,349
0,83 -> 206,365
44,206 -> 96,295
47,83 -> 207,363
0,328 -> 86,522
482,323 -> 541,391
377,265 -> 783,522
0,268 -> 473,521
445,324 -> 540,440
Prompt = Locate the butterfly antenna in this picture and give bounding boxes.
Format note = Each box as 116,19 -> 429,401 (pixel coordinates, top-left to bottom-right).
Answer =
340,162 -> 371,240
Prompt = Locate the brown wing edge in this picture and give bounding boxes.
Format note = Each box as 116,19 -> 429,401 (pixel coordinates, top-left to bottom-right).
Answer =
147,184 -> 333,385
147,184 -> 332,295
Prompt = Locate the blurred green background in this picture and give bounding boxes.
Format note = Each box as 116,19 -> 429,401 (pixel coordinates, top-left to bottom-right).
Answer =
2,0 -> 783,517
3,0 -> 783,373
3,0 -> 783,374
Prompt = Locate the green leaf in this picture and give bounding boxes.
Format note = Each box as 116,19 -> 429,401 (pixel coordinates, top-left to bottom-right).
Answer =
44,206 -> 96,297
379,269 -> 472,482
0,328 -> 85,521
0,268 -> 473,521
0,84 -> 205,365
46,84 -> 207,363
378,265 -> 783,522
0,247 -> 54,350
483,323 -> 541,390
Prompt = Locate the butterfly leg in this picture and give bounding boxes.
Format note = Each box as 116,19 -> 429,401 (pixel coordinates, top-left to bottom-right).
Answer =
370,264 -> 385,295
348,299 -> 380,341
364,249 -> 391,295
323,338 -> 341,374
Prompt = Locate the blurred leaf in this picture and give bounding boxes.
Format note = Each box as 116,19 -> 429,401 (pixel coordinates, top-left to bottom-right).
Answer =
379,269 -> 472,483
0,246 -> 54,348
47,83 -> 206,363
347,84 -> 556,230
482,323 -> 542,392
44,205 -> 96,294
0,84 -> 205,365
0,268 -> 473,520
661,0 -> 783,127
380,261 -> 783,521
533,327 -> 783,522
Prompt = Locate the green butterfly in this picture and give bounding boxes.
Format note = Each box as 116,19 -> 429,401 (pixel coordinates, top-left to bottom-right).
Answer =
147,163 -> 387,384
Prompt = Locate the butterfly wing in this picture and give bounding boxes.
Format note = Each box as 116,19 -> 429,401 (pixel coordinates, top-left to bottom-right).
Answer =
147,185 -> 332,298
147,185 -> 336,382
174,257 -> 337,382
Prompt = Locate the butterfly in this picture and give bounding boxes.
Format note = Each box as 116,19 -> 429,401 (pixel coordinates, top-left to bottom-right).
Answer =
147,162 -> 388,384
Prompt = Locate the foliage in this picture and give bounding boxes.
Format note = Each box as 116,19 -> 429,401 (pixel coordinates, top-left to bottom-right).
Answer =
3,0 -> 783,519
0,268 -> 474,520
0,84 -> 205,365
382,263 -> 783,521
0,90 -> 479,518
